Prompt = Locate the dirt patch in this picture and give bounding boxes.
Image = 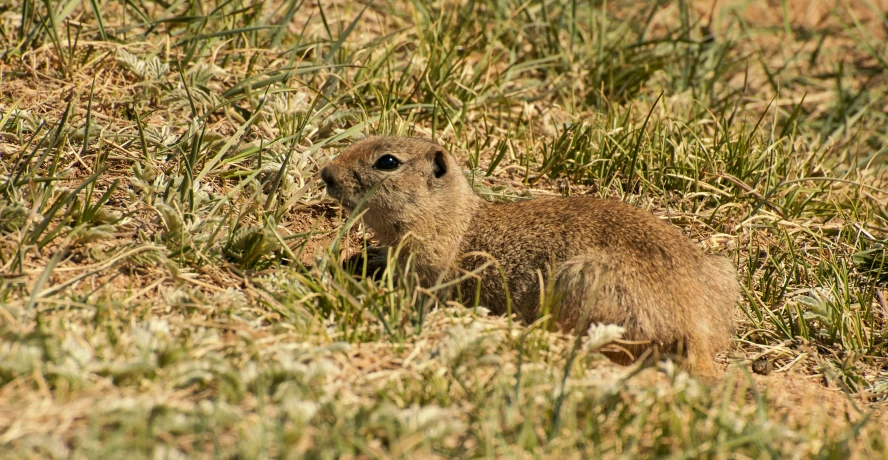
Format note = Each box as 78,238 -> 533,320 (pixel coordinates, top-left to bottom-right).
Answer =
703,0 -> 888,38
751,371 -> 888,432
283,201 -> 369,268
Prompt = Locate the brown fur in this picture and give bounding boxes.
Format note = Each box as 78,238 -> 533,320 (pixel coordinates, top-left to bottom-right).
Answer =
321,136 -> 740,375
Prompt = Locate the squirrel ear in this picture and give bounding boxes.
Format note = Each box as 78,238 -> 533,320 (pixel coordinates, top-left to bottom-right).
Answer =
432,149 -> 447,178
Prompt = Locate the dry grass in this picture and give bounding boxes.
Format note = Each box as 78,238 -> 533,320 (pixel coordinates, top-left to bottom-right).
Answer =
1,0 -> 887,457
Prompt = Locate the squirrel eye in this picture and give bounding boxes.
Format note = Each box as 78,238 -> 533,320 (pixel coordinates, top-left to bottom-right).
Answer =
373,155 -> 401,171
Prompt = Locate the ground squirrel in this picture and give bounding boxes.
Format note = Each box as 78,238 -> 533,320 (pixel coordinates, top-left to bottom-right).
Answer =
321,136 -> 740,375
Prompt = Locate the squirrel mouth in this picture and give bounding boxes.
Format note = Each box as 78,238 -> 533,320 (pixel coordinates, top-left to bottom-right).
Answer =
325,187 -> 358,211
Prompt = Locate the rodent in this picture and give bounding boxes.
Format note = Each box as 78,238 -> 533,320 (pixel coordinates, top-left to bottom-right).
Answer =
320,135 -> 740,375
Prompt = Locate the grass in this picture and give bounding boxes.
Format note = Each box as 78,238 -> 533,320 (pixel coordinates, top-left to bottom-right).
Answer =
1,0 -> 887,457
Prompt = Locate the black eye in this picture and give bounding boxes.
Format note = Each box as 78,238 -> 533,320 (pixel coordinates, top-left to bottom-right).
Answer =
373,155 -> 401,171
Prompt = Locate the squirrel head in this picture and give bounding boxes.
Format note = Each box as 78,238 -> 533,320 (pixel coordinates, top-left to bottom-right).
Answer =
320,136 -> 475,245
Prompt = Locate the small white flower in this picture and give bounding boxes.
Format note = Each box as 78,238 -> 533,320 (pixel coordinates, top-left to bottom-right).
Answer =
435,323 -> 485,364
283,400 -> 319,425
582,323 -> 625,351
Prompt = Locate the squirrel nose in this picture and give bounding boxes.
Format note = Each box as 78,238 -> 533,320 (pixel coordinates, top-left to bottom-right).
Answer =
320,165 -> 335,187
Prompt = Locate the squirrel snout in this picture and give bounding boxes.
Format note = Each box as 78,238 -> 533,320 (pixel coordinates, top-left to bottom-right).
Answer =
320,165 -> 344,204
320,165 -> 336,187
